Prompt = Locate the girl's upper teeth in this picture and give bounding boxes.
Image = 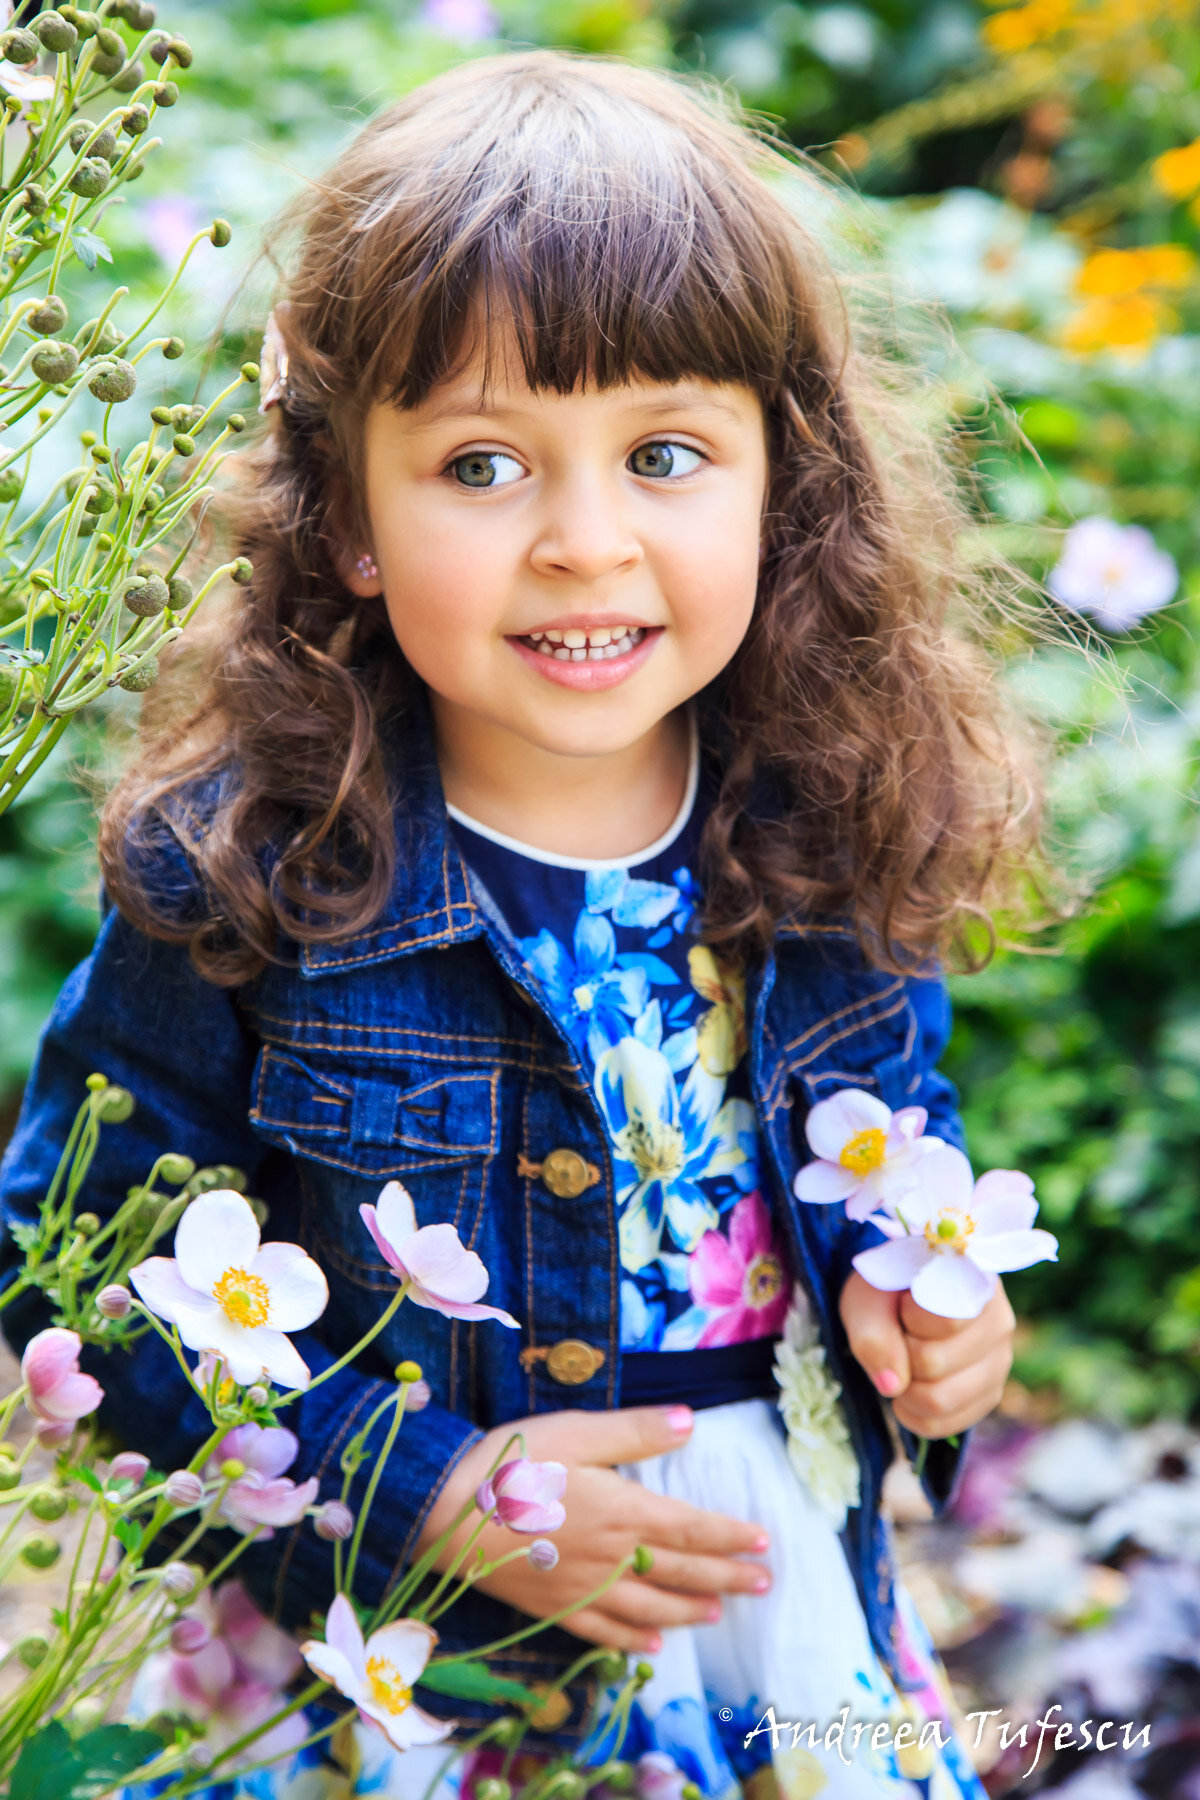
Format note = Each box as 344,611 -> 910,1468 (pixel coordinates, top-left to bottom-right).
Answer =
522,625 -> 645,659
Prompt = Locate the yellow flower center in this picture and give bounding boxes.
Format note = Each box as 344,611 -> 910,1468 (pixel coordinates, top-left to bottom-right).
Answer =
839,1127 -> 887,1176
924,1209 -> 975,1255
624,1117 -> 686,1183
212,1266 -> 270,1328
366,1655 -> 412,1716
745,1253 -> 783,1310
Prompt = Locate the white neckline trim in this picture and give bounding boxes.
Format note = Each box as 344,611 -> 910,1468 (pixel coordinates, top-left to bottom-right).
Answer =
446,713 -> 699,872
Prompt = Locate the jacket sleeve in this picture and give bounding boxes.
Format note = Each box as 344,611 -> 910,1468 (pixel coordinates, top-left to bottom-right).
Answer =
833,970 -> 970,1513
0,889 -> 484,1632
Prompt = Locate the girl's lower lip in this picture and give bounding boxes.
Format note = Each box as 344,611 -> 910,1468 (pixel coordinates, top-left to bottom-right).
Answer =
506,628 -> 662,690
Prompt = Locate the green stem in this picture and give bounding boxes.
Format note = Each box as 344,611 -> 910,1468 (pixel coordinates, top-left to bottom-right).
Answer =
344,1386 -> 407,1596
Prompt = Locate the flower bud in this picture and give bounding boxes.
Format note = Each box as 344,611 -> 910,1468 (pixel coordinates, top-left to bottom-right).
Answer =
163,1470 -> 203,1508
314,1500 -> 354,1541
150,32 -> 191,67
111,56 -> 144,92
170,1616 -> 209,1655
74,1212 -> 100,1235
21,184 -> 47,216
167,576 -> 193,609
109,1451 -> 149,1486
131,2 -> 157,30
34,1420 -> 73,1449
96,1284 -> 132,1320
86,1072 -> 108,1091
161,1560 -> 196,1597
68,158 -> 111,199
17,1635 -> 48,1669
395,1360 -> 423,1385
31,342 -> 79,385
20,1534 -> 61,1570
149,406 -> 173,428
83,482 -> 114,514
97,1084 -> 134,1123
121,102 -> 149,135
227,412 -> 245,433
187,1743 -> 214,1771
0,28 -> 39,63
172,432 -> 195,457
403,1378 -> 432,1413
245,1384 -> 270,1407
162,335 -> 185,359
527,1537 -> 558,1571
29,1490 -> 68,1522
28,295 -> 68,335
544,1775 -> 585,1800
490,1717 -> 524,1748
152,79 -> 177,106
0,1456 -> 20,1490
82,124 -> 118,162
240,361 -> 260,383
476,1782 -> 512,1800
89,46 -> 125,75
634,1660 -> 654,1683
76,317 -> 121,354
88,359 -> 137,404
95,25 -> 124,56
89,441 -> 111,461
0,469 -> 21,503
681,1786 -> 701,1800
231,557 -> 253,586
632,1544 -> 653,1576
593,1650 -> 628,1684
597,1763 -> 634,1792
209,217 -> 231,248
124,575 -> 167,617
36,12 -> 77,50
218,1458 -> 245,1481
159,1152 -> 195,1184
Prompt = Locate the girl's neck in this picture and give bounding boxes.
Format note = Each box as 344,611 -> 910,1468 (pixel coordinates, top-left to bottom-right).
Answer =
433,703 -> 693,862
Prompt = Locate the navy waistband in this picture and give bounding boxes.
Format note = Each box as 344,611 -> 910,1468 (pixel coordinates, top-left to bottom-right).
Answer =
618,1335 -> 781,1411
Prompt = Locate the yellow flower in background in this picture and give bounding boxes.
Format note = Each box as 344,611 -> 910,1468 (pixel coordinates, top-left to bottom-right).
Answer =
1062,292 -> 1167,358
1064,242 -> 1194,357
982,0 -> 1072,53
1153,139 -> 1200,202
687,944 -> 746,1076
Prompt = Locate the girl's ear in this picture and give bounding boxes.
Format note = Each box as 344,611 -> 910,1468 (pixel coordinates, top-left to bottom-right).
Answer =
341,548 -> 381,596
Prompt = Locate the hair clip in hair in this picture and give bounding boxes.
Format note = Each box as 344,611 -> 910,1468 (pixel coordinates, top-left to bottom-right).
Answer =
259,307 -> 291,414
356,553 -> 379,581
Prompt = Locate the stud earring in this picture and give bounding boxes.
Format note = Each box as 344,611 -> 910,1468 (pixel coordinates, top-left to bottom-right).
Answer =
355,553 -> 378,581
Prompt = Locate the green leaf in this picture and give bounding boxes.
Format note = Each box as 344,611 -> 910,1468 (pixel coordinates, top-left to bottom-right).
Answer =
418,1660 -> 540,1705
9,1220 -> 39,1250
113,1516 -> 142,1554
11,1722 -> 82,1800
74,1724 -> 163,1794
70,229 -> 111,271
74,1466 -> 103,1495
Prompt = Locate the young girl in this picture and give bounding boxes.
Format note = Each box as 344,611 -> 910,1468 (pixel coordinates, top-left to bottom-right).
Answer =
0,50 -> 1034,1800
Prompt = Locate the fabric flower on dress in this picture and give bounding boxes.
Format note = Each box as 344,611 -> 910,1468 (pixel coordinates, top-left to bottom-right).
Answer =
130,1190 -> 328,1390
204,1424 -> 319,1538
773,1285 -> 860,1529
360,1181 -> 519,1326
22,1328 -> 103,1423
476,1457 -> 567,1532
688,1192 -> 788,1347
595,1037 -> 754,1271
793,1088 -> 933,1222
686,946 -> 747,1077
1048,516 -> 1178,633
520,912 -> 649,1061
852,1143 -> 1058,1320
301,1593 -> 453,1751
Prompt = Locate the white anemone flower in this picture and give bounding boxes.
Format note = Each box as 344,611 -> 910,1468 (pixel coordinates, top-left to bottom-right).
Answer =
793,1088 -> 934,1222
852,1142 -> 1058,1319
130,1191 -> 328,1390
301,1594 -> 453,1751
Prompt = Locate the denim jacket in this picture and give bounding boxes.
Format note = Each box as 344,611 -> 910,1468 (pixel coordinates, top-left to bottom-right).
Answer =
0,702 -> 967,1752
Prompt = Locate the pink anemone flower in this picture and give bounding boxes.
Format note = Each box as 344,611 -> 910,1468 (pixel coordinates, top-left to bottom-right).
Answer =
22,1328 -> 103,1423
360,1181 -> 519,1326
205,1423 -> 319,1538
688,1190 -> 789,1347
793,1089 -> 934,1221
476,1457 -> 567,1532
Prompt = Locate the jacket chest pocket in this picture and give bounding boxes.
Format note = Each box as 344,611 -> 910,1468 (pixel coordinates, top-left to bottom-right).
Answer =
250,1046 -> 501,1178
788,994 -> 922,1116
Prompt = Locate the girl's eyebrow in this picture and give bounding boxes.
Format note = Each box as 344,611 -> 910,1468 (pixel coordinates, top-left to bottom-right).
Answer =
401,386 -> 749,432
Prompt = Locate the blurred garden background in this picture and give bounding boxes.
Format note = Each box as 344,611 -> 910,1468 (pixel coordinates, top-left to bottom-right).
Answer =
0,0 -> 1197,1792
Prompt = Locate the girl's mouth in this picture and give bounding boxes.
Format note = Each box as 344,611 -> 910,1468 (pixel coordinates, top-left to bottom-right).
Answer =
506,623 -> 662,690
516,625 -> 646,662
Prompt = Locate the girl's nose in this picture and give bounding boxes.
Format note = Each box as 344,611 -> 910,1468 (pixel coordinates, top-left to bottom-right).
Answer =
528,477 -> 644,582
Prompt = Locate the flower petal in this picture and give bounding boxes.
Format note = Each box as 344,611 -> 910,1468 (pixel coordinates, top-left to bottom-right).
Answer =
129,1255 -> 207,1322
407,1289 -> 519,1327
217,1424 -> 299,1481
35,1371 -> 103,1422
403,1224 -> 488,1304
175,1191 -> 261,1296
804,1089 -> 891,1162
325,1593 -> 367,1684
226,1475 -> 319,1529
375,1180 -> 418,1247
252,1242 -> 329,1331
852,1236 -> 932,1291
365,1618 -> 439,1688
910,1254 -> 996,1319
301,1637 -> 364,1705
887,1107 -> 928,1148
793,1159 -> 860,1204
906,1142 -> 975,1221
360,1203 -> 405,1274
968,1227 -> 1058,1274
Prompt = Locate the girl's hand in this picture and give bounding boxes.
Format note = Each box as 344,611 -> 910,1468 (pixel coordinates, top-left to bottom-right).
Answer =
839,1270 -> 1015,1439
413,1406 -> 771,1653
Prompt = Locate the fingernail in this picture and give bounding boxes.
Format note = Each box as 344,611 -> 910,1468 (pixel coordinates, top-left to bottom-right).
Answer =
663,1405 -> 694,1436
750,1574 -> 770,1593
645,1633 -> 662,1653
874,1369 -> 902,1396
751,1531 -> 769,1552
705,1603 -> 722,1622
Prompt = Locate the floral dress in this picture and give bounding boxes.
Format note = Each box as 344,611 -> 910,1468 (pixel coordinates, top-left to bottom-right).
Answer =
126,732 -> 988,1800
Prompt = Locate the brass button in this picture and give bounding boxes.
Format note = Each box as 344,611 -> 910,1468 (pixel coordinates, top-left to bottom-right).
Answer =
524,1682 -> 572,1730
546,1338 -> 605,1384
540,1147 -> 598,1198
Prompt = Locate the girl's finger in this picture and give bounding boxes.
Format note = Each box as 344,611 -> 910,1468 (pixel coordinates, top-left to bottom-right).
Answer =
632,1543 -> 771,1599
630,1487 -> 769,1559
560,1603 -> 663,1655
892,1347 -> 1012,1438
585,1575 -> 725,1633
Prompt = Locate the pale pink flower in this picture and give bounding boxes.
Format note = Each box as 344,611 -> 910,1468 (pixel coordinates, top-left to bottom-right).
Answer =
109,1452 -> 150,1488
688,1190 -> 789,1347
418,0 -> 498,40
360,1182 -> 519,1327
22,1328 -> 103,1423
301,1593 -> 452,1751
0,63 -> 53,107
1048,516 -> 1178,633
852,1144 -> 1058,1319
527,1538 -> 559,1571
35,1419 -> 74,1448
131,1190 -> 328,1390
793,1089 -> 934,1222
636,1752 -> 690,1799
476,1457 -> 567,1533
205,1424 -> 318,1538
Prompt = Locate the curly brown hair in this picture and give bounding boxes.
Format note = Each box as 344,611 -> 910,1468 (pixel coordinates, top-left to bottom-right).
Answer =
100,49 -> 1045,986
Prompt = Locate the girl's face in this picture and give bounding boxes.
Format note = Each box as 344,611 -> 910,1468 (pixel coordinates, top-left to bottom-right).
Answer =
347,341 -> 768,776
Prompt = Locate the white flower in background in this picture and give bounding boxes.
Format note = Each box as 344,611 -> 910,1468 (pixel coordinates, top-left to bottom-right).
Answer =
301,1594 -> 452,1751
793,1087 -> 933,1222
773,1284 -> 860,1529
130,1191 -> 328,1389
852,1145 -> 1058,1320
1048,516 -> 1178,633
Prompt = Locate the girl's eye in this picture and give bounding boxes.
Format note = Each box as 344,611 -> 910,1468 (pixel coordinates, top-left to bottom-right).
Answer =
628,441 -> 704,480
449,450 -> 524,489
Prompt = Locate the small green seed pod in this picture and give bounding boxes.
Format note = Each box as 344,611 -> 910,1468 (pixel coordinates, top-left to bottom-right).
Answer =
75,1211 -> 101,1234
90,124 -> 120,162
21,183 -> 47,216
31,341 -> 79,385
98,1083 -> 134,1122
162,335 -> 184,359
0,28 -> 40,64
68,122 -> 91,153
118,656 -> 158,693
227,412 -> 246,433
95,25 -> 124,56
159,1152 -> 196,1184
29,1490 -> 69,1522
167,575 -> 192,609
132,1 -> 157,26
599,1764 -> 635,1793
172,432 -> 194,457
0,469 -> 22,504
631,1544 -> 654,1575
76,317 -> 121,354
28,295 -> 68,335
68,157 -> 110,199
150,405 -> 173,426
84,482 -> 114,514
163,33 -> 192,66
90,442 -> 112,462
111,56 -> 144,92
124,572 -> 168,616
152,78 -> 177,105
36,12 -> 77,52
17,1636 -> 48,1669
475,1782 -> 512,1800
88,358 -> 137,403
0,1457 -> 20,1491
210,217 -> 231,248
62,8 -> 100,40
121,101 -> 149,135
20,1534 -> 61,1570
89,47 -> 125,76
231,557 -> 253,586
240,361 -> 260,383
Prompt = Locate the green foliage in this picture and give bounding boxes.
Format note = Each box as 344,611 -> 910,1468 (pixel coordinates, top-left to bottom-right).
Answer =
10,1719 -> 163,1800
